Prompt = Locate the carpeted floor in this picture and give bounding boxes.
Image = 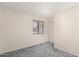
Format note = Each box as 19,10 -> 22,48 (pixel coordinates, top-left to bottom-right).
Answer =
0,42 -> 77,57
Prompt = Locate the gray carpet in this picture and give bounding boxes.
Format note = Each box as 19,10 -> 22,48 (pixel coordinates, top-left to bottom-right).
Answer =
0,42 -> 77,57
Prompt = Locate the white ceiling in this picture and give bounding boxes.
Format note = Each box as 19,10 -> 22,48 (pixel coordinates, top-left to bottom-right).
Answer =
0,2 -> 79,18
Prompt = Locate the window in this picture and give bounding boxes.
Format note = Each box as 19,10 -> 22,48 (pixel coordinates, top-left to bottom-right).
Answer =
39,21 -> 44,34
33,20 -> 44,34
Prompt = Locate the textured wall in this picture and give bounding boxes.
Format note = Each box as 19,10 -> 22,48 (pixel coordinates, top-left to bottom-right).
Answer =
0,7 -> 48,54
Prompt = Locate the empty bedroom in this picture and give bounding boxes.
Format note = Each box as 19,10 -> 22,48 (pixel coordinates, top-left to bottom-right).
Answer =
0,1 -> 79,57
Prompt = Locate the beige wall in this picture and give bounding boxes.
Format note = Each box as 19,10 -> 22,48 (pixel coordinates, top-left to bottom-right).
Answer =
0,7 -> 48,54
48,20 -> 54,42
52,6 -> 79,56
